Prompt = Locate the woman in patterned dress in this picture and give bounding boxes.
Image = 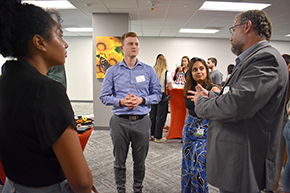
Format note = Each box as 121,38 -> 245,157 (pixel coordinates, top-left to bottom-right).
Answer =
181,58 -> 220,193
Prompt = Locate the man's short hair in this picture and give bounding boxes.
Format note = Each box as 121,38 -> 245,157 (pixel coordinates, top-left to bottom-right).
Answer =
235,10 -> 272,41
208,57 -> 217,67
121,32 -> 138,46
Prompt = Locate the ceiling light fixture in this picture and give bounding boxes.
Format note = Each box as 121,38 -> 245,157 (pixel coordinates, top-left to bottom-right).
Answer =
84,3 -> 92,7
199,1 -> 271,12
286,34 -> 290,37
179,28 -> 219,34
23,1 -> 76,9
65,28 -> 93,32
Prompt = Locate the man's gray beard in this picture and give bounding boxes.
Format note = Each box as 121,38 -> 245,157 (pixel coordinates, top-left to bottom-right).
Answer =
231,43 -> 243,56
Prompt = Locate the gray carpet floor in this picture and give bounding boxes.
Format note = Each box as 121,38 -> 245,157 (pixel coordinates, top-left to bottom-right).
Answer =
81,129 -> 284,193
85,129 -> 188,193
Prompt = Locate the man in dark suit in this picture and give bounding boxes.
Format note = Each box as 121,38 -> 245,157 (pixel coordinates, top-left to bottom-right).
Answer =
190,10 -> 288,193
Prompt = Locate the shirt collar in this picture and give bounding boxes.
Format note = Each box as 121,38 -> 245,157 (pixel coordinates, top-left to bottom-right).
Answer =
119,58 -> 142,68
5,59 -> 41,75
236,40 -> 267,63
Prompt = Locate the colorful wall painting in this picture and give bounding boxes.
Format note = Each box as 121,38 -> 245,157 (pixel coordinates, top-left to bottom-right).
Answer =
96,36 -> 124,79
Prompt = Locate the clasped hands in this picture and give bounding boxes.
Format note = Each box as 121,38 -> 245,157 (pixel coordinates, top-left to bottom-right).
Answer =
120,93 -> 142,109
187,84 -> 209,104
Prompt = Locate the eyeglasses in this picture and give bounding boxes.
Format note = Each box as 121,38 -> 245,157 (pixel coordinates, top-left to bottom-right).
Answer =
229,22 -> 246,35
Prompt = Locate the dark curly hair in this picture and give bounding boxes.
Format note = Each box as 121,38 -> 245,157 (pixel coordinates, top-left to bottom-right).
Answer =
0,0 -> 62,58
183,58 -> 213,99
235,10 -> 272,41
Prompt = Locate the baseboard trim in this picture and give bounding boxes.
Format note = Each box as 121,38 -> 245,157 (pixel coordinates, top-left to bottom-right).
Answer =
70,100 -> 93,103
94,126 -> 110,130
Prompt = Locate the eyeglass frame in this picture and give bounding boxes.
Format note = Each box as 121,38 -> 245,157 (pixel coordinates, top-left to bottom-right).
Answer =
229,22 -> 247,36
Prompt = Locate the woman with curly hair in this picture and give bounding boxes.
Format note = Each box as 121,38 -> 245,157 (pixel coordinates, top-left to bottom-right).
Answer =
0,0 -> 93,192
181,58 -> 219,193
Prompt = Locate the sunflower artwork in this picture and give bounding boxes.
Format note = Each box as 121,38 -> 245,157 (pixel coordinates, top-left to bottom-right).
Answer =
96,36 -> 124,78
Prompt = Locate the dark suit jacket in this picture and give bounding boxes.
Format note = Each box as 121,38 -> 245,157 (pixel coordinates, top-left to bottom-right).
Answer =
195,41 -> 288,193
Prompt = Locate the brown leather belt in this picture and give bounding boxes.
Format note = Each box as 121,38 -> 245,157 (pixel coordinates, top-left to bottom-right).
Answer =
118,114 -> 146,121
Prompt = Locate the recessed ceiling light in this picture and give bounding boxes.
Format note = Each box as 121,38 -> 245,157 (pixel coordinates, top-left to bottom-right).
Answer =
65,28 -> 93,32
286,34 -> 290,37
23,1 -> 76,9
199,1 -> 271,12
179,29 -> 219,34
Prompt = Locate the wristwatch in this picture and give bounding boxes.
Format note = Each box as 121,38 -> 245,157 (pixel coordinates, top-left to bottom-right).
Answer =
141,97 -> 145,104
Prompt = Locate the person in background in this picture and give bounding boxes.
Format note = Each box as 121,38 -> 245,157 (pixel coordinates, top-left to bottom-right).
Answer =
154,54 -> 171,133
173,65 -> 185,85
225,64 -> 234,81
154,53 -> 163,66
190,10 -> 288,193
0,1 -> 93,192
47,65 -> 67,90
283,54 -> 290,193
99,32 -> 162,193
150,55 -> 173,142
181,56 -> 190,78
173,65 -> 184,81
207,57 -> 223,89
221,64 -> 235,88
181,58 -> 220,193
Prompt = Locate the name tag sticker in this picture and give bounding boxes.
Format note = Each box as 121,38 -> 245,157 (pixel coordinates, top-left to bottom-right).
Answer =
136,75 -> 145,83
194,126 -> 204,137
197,128 -> 204,135
223,86 -> 230,94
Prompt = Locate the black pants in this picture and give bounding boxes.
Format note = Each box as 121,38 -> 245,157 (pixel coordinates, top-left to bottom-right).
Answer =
149,94 -> 169,139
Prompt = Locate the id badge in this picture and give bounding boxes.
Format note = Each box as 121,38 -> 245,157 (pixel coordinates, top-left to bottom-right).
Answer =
194,126 -> 204,137
223,86 -> 230,94
136,75 -> 145,82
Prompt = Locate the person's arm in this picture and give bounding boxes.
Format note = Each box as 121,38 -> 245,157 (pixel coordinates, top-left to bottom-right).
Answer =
99,67 -> 120,107
145,67 -> 162,104
217,71 -> 223,89
166,70 -> 173,90
52,124 -> 93,193
210,86 -> 220,93
173,67 -> 179,81
167,82 -> 173,90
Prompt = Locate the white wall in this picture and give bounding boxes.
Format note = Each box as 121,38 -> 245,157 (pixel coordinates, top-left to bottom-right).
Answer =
63,37 -> 93,101
65,37 -> 290,101
1,37 -> 290,102
0,37 -> 93,101
137,37 -> 236,75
